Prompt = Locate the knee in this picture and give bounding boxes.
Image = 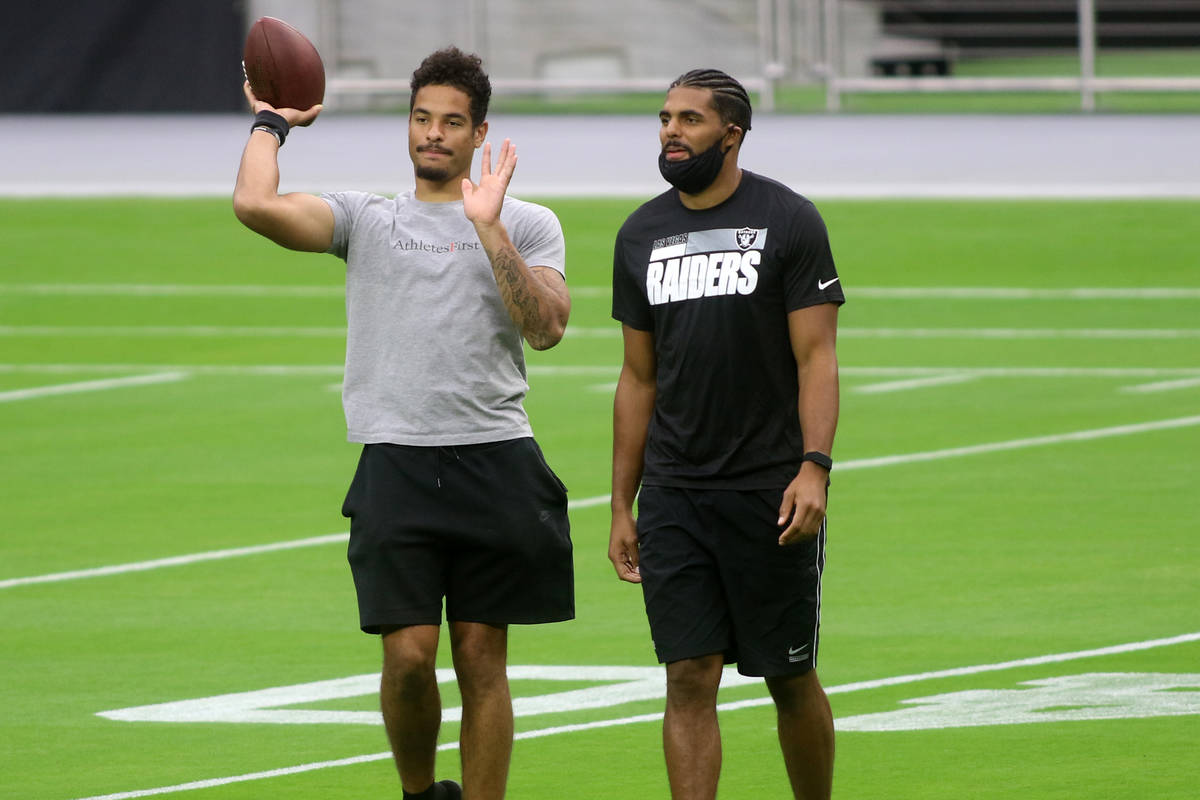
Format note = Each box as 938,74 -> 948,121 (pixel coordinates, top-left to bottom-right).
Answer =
382,633 -> 438,698
766,670 -> 827,716
450,624 -> 509,698
665,657 -> 724,707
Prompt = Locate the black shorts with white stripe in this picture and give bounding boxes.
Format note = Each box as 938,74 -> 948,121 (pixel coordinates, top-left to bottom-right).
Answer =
635,485 -> 825,677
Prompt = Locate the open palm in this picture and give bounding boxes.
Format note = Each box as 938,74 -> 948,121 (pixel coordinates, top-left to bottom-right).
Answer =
462,139 -> 516,225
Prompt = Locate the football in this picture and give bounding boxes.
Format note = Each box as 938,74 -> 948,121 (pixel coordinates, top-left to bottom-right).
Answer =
243,16 -> 325,110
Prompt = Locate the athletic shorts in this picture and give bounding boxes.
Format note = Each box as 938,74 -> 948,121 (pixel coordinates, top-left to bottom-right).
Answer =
635,485 -> 826,677
341,437 -> 574,633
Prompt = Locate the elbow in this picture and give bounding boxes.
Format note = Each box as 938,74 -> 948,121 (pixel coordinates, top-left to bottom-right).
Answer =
526,305 -> 569,351
232,191 -> 273,233
527,320 -> 566,351
232,192 -> 259,228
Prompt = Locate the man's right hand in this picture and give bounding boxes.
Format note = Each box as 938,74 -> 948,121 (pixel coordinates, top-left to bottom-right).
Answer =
608,513 -> 642,583
233,81 -> 335,253
243,81 -> 322,127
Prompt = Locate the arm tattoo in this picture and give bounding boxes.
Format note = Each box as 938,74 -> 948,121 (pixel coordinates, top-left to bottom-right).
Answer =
492,243 -> 555,348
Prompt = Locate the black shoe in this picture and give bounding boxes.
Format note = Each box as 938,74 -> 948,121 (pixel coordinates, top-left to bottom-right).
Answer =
404,781 -> 461,800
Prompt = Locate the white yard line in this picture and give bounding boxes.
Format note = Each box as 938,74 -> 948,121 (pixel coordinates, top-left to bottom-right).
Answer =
838,366 -> 1200,378
841,327 -> 1200,339
5,324 -> 1200,340
71,630 -> 1200,800
0,533 -> 351,590
854,374 -> 977,394
838,413 -> 1200,471
0,372 -> 188,403
5,364 -> 1200,379
566,326 -> 1200,340
1121,376 -> 1200,394
0,326 -> 345,338
5,284 -> 1200,300
0,283 -> 342,297
8,412 -> 1199,591
0,363 -> 346,376
0,496 -> 611,591
721,631 -> 1200,708
850,287 -> 1200,300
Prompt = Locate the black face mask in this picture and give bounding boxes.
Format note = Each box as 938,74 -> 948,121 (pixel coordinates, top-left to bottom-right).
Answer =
658,137 -> 729,195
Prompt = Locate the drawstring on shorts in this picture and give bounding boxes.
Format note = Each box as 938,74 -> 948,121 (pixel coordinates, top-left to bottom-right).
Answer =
435,445 -> 461,488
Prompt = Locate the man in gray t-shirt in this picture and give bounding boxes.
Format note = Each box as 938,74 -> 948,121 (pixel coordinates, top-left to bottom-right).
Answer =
233,47 -> 573,800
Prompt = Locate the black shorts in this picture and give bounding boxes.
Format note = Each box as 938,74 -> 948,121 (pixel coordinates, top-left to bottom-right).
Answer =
341,437 -> 574,633
636,485 -> 826,677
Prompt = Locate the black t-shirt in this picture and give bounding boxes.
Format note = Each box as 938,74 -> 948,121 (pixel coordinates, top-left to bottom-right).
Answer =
612,171 -> 845,489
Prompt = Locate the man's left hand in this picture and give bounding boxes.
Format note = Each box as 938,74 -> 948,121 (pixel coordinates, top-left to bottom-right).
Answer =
463,138 -> 516,226
777,464 -> 828,545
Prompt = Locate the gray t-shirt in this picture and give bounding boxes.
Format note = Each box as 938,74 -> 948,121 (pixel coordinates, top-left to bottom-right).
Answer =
323,190 -> 566,446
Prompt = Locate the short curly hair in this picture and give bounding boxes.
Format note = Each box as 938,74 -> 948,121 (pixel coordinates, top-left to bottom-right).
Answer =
409,47 -> 492,127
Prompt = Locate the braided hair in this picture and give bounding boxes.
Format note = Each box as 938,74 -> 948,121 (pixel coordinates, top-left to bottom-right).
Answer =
670,68 -> 752,141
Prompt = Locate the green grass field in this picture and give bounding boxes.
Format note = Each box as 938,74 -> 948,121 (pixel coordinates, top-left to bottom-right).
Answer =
2,197 -> 1199,799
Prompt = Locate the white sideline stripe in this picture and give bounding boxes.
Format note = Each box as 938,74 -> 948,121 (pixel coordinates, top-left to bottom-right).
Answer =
553,412 -> 1200,512
0,372 -> 188,403
71,631 -> 1200,800
0,283 -> 343,297
0,326 -> 345,338
837,367 -> 1200,378
0,496 -> 611,590
565,326 -> 1200,340
13,411 -> 1197,592
852,287 -> 1200,300
5,284 -> 1200,300
1121,376 -> 1200,394
855,374 -> 977,394
5,364 -> 1200,379
0,363 -> 348,376
72,753 -> 395,800
0,533 -> 352,590
720,631 -> 1200,709
7,325 -> 1200,340
838,413 -> 1200,471
841,327 -> 1200,340
566,494 -> 612,510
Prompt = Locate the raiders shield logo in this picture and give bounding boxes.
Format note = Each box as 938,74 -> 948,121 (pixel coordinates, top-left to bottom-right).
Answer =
735,227 -> 758,250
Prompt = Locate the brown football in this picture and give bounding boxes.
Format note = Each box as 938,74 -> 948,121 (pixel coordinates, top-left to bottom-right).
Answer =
243,17 -> 325,110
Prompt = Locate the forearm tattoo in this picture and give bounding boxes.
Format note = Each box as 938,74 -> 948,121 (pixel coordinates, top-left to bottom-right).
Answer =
492,244 -> 554,348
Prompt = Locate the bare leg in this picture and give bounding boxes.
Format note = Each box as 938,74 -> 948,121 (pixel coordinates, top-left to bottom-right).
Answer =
765,670 -> 834,800
381,624 -> 444,793
663,654 -> 724,800
450,621 -> 512,800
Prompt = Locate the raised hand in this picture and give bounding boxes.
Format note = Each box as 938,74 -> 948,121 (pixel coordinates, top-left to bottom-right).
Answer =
462,139 -> 516,226
243,81 -> 322,128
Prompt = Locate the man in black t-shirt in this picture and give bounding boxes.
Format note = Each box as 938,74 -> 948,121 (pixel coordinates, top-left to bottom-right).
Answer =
609,69 -> 844,800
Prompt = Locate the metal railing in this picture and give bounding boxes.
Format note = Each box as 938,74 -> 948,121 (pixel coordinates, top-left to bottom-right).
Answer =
823,0 -> 1200,111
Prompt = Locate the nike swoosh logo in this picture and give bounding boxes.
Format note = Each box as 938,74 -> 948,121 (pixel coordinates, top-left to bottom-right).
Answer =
818,277 -> 840,291
788,645 -> 808,655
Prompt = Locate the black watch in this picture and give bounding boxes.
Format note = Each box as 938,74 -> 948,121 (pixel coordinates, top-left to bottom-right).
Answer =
801,451 -> 833,471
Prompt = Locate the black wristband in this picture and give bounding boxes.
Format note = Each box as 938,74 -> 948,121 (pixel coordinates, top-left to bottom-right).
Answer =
802,451 -> 833,471
250,109 -> 289,147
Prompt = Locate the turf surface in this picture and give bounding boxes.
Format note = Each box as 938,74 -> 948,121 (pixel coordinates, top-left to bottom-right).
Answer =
2,197 -> 1198,798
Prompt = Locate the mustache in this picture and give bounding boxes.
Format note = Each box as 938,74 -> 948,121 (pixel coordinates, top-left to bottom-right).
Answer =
417,145 -> 452,155
661,140 -> 694,156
